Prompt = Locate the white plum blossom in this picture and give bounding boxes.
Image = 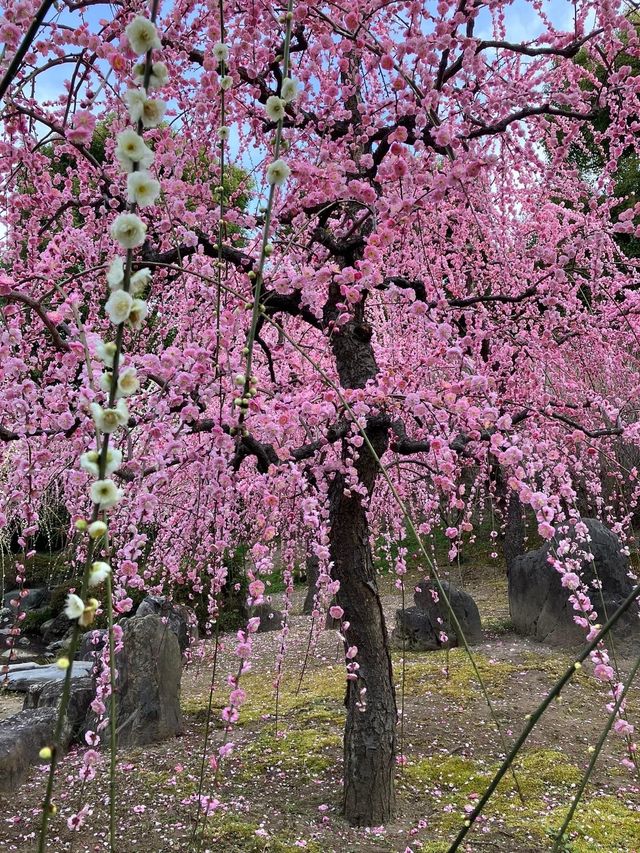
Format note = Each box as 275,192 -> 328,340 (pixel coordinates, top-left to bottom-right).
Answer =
133,60 -> 169,89
266,159 -> 290,186
104,448 -> 123,475
107,257 -> 125,290
125,16 -> 161,55
127,298 -> 148,329
124,88 -> 146,122
99,372 -> 113,394
125,89 -> 166,128
110,213 -> 147,249
213,42 -> 229,62
105,288 -> 133,324
265,96 -> 286,122
64,593 -> 85,621
96,340 -> 117,367
115,128 -> 154,171
117,367 -> 139,397
126,171 -> 160,207
130,268 -> 151,295
220,75 -> 233,91
89,400 -> 129,433
217,126 -> 230,141
140,97 -> 166,128
281,77 -> 300,102
89,562 -> 111,587
80,448 -> 122,477
90,479 -> 123,510
80,450 -> 101,476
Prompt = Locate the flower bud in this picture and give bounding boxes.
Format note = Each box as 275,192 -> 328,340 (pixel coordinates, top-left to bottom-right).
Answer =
39,746 -> 52,760
75,519 -> 88,531
88,521 -> 108,540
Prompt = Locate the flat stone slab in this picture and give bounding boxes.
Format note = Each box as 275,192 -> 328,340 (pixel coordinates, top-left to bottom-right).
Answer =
1,660 -> 93,692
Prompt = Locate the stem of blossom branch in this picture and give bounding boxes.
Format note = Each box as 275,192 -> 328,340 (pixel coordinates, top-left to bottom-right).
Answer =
447,582 -> 640,853
192,622 -> 220,849
106,571 -> 117,853
38,538 -> 98,853
551,649 -> 640,852
239,0 -> 294,419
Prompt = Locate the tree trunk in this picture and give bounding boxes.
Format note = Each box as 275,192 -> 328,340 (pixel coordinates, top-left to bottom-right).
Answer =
328,448 -> 396,825
504,490 -> 525,571
492,462 -> 525,571
302,554 -> 319,615
325,312 -> 397,825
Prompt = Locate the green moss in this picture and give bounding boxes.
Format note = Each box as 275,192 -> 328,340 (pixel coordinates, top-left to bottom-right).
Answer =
546,796 -> 640,852
396,648 -> 519,701
239,727 -> 341,780
203,816 -> 322,852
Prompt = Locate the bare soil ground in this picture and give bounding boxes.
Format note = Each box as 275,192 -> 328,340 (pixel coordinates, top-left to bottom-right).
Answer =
0,563 -> 639,853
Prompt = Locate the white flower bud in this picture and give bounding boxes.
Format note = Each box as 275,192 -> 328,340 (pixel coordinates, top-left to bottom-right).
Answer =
88,521 -> 108,540
89,561 -> 111,587
281,77 -> 300,103
96,340 -> 117,367
220,75 -> 233,91
107,257 -> 125,290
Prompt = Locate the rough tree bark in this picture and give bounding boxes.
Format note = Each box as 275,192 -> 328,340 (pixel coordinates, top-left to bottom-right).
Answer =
493,462 -> 525,571
327,304 -> 397,826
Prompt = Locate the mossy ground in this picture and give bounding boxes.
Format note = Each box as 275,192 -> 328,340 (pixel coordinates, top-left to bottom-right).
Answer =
1,553 -> 639,852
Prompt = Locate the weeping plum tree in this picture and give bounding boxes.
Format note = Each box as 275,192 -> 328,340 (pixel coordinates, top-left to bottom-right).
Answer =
1,0 -> 640,831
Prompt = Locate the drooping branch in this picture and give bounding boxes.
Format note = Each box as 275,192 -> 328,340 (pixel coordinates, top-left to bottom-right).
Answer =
3,290 -> 71,352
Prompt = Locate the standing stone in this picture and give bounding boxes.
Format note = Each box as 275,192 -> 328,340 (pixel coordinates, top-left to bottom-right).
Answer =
508,518 -> 640,647
113,614 -> 183,747
135,595 -> 197,653
392,579 -> 482,651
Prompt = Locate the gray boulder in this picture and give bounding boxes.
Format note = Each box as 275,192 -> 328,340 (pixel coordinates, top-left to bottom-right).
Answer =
109,614 -> 183,747
251,602 -> 284,633
23,677 -> 93,740
135,596 -> 197,653
0,708 -> 69,794
41,611 -> 72,645
392,579 -> 482,651
2,587 -> 50,613
78,628 -> 108,661
509,518 -> 640,647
